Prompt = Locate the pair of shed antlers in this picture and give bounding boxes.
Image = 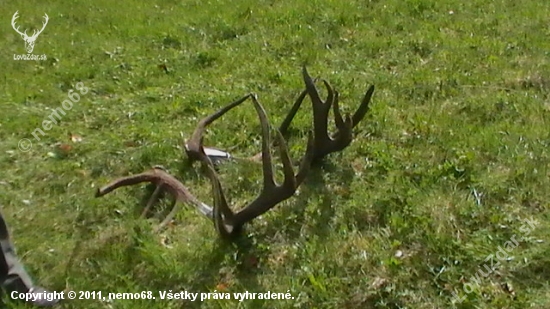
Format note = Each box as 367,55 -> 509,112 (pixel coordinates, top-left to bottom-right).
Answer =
95,66 -> 375,240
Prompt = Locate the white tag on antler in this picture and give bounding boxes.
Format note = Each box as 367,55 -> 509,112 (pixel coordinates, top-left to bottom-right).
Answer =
203,147 -> 231,159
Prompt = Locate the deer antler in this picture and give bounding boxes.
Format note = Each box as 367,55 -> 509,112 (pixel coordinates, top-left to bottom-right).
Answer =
196,67 -> 375,165
96,93 -> 314,238
184,94 -> 252,164
95,66 -> 374,238
95,166 -> 214,232
185,93 -> 315,238
279,66 -> 375,162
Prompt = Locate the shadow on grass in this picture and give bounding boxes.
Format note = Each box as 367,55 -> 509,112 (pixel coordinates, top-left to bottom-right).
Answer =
66,150 -> 393,308
259,158 -> 359,240
62,157 -> 270,307
62,218 -> 266,308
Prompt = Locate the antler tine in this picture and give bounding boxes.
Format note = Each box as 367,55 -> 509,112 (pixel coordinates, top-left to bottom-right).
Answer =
278,89 -> 308,138
270,95 -> 315,188
352,84 -> 375,129
184,94 -> 252,163
331,84 -> 374,142
331,88 -> 347,131
295,129 -> 315,184
328,81 -> 354,146
140,183 -> 165,218
252,94 -> 295,189
202,160 -> 237,239
302,67 -> 333,143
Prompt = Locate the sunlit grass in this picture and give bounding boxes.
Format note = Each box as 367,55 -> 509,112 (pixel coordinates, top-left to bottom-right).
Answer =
0,0 -> 548,308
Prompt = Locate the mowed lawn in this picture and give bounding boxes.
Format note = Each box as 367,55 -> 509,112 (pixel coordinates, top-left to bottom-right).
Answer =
0,0 -> 549,308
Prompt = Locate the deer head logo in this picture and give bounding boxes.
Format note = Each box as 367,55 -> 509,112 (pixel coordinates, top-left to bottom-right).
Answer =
11,11 -> 49,54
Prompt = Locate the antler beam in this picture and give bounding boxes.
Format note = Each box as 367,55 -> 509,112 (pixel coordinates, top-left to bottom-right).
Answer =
95,166 -> 214,232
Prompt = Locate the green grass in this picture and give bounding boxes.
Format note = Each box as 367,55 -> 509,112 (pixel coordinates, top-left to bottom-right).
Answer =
1,0 -> 549,308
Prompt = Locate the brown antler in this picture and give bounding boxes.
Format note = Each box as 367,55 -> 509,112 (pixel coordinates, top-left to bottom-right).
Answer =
95,166 -> 214,232
95,66 -> 373,238
184,94 -> 252,164
279,66 -> 375,162
96,93 -> 314,238
203,67 -> 375,165
185,93 -> 315,238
